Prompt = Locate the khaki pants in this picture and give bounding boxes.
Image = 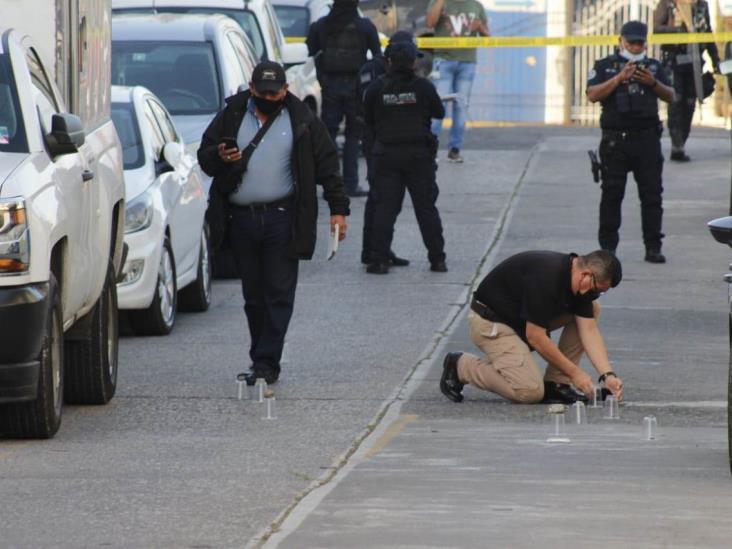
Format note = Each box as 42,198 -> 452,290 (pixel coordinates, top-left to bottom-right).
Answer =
457,304 -> 599,404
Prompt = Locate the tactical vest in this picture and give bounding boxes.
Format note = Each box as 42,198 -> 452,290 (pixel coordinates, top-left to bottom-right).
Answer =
320,20 -> 366,74
373,75 -> 428,144
609,57 -> 659,117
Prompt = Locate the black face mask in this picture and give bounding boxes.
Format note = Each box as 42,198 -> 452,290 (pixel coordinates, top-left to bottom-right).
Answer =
253,95 -> 283,114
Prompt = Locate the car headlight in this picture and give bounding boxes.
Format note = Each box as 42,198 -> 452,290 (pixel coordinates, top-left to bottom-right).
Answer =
124,189 -> 154,234
0,197 -> 30,275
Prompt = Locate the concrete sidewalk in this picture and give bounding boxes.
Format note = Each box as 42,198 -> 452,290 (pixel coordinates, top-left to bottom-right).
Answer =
262,128 -> 732,548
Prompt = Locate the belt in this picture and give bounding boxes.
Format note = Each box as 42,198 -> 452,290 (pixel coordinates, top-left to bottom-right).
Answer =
602,125 -> 660,141
470,298 -> 502,323
229,197 -> 293,212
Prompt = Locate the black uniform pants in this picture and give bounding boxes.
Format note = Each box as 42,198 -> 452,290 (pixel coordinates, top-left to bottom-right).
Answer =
230,207 -> 299,373
320,75 -> 362,191
667,65 -> 697,151
598,130 -> 664,251
370,147 -> 445,264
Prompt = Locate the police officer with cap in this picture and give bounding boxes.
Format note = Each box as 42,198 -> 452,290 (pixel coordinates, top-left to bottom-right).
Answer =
363,32 -> 447,274
587,20 -> 675,264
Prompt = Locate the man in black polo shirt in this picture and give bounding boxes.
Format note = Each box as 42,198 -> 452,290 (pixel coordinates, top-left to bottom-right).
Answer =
440,250 -> 624,404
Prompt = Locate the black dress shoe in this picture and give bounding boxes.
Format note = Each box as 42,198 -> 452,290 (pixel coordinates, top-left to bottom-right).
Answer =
670,150 -> 690,162
541,381 -> 588,404
346,186 -> 369,197
388,252 -> 410,267
440,352 -> 464,403
430,260 -> 448,272
243,365 -> 280,386
366,261 -> 389,274
644,248 -> 666,263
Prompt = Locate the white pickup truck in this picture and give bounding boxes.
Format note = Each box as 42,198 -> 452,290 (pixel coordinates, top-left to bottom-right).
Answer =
0,0 -> 126,438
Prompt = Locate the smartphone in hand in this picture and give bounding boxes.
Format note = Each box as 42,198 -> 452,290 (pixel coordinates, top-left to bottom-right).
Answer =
221,137 -> 239,151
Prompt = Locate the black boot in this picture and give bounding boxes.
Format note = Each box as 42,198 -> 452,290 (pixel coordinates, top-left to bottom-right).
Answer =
644,246 -> 666,264
366,261 -> 390,274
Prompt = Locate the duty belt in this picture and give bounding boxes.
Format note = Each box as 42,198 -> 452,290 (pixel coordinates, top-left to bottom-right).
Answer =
470,298 -> 502,323
229,196 -> 293,213
601,125 -> 661,141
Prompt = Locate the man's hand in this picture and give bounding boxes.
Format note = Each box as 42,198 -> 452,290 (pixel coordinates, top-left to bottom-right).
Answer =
604,375 -> 624,402
218,142 -> 242,163
632,67 -> 657,87
330,215 -> 347,241
469,19 -> 489,36
571,369 -> 594,397
617,62 -> 637,83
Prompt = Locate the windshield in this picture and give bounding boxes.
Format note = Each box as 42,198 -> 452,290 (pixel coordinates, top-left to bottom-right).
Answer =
111,102 -> 144,170
112,41 -> 221,115
113,7 -> 267,61
0,55 -> 27,153
273,6 -> 310,38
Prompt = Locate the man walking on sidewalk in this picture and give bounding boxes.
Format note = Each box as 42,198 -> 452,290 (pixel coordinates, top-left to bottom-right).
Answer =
440,250 -> 624,405
426,0 -> 489,163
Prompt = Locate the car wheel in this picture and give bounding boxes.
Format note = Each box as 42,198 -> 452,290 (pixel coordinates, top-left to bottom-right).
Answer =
178,224 -> 212,312
64,260 -> 118,405
0,275 -> 63,438
129,236 -> 177,336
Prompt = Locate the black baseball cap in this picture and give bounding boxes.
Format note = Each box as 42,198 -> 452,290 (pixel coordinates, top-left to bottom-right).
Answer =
620,20 -> 647,42
386,30 -> 423,59
251,61 -> 287,93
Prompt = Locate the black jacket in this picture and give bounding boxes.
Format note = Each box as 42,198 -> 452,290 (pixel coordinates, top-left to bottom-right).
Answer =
198,91 -> 349,260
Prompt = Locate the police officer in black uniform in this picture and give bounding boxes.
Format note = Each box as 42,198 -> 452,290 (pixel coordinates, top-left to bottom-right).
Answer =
654,0 -> 719,162
359,31 -> 418,268
363,36 -> 447,274
587,21 -> 675,263
306,0 -> 382,197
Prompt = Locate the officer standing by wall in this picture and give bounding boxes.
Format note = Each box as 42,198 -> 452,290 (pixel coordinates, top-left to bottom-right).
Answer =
586,21 -> 675,263
307,0 -> 383,197
654,0 -> 719,162
363,35 -> 447,274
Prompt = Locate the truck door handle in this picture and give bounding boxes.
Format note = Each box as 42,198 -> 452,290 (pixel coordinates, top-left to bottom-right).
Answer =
82,169 -> 95,182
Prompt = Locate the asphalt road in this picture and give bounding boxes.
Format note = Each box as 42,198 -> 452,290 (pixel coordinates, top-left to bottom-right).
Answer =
1,126 -> 730,548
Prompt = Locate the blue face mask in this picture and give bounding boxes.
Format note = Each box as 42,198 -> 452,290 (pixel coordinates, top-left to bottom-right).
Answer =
619,48 -> 646,62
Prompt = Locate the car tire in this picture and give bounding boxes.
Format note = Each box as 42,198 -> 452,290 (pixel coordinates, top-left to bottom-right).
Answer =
0,275 -> 64,438
64,261 -> 118,405
178,224 -> 212,312
129,236 -> 177,336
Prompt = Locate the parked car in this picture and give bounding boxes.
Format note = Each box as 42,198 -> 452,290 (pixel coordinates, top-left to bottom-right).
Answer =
111,85 -> 210,335
112,0 -> 318,112
112,13 -> 258,157
0,3 -> 126,439
708,215 -> 732,474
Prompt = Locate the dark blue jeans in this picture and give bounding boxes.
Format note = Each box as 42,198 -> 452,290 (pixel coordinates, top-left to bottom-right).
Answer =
229,208 -> 299,373
320,74 -> 362,191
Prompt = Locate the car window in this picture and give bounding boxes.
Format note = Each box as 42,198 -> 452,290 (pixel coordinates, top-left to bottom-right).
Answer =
25,48 -> 60,134
273,5 -> 310,38
112,41 -> 221,115
227,32 -> 256,81
111,101 -> 144,170
0,54 -> 27,152
219,33 -> 246,86
147,98 -> 179,144
114,7 -> 268,62
142,100 -> 166,161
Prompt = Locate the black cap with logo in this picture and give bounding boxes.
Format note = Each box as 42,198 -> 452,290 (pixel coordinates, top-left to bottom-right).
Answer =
251,61 -> 287,93
620,20 -> 648,42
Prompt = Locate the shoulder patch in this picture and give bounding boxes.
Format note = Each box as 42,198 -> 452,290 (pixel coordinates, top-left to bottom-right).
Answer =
588,68 -> 597,80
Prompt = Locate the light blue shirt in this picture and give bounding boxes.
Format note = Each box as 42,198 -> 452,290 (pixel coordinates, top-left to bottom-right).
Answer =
229,100 -> 294,205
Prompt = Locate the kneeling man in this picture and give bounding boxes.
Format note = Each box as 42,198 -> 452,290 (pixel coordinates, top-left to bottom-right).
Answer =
441,250 -> 624,404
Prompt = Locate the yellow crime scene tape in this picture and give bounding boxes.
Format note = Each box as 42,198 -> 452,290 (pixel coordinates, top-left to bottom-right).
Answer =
286,32 -> 732,48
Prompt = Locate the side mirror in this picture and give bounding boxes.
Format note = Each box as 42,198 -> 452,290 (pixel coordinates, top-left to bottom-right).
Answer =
156,142 -> 183,176
708,216 -> 732,247
47,113 -> 85,156
282,42 -> 308,68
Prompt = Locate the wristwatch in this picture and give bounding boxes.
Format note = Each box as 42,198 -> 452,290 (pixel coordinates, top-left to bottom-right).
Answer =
598,371 -> 617,383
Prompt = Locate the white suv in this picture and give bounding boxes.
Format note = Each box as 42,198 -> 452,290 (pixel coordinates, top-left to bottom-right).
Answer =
112,0 -> 318,110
